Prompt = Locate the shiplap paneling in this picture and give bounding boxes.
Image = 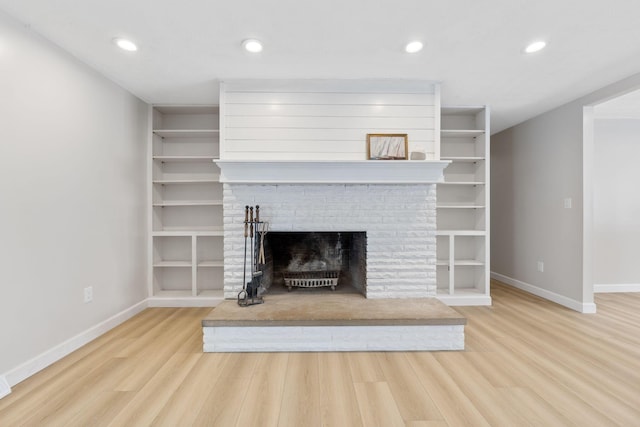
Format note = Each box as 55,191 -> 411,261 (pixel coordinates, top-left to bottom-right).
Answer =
225,92 -> 436,106
226,116 -> 434,130
221,80 -> 439,161
225,129 -> 435,142
225,104 -> 436,117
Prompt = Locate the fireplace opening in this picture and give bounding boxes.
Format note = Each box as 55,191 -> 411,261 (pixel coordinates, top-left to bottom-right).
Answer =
262,232 -> 366,295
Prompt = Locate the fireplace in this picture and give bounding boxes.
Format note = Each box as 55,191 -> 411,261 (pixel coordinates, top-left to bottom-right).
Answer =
262,232 -> 367,294
205,160 -> 465,352
220,179 -> 440,299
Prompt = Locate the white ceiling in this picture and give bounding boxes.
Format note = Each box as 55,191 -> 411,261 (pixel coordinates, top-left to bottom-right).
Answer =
2,0 -> 640,133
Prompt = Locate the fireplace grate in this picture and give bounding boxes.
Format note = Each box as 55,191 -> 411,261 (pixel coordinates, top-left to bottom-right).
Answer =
283,270 -> 339,291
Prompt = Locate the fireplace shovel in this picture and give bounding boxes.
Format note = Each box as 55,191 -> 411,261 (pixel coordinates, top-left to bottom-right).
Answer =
238,206 -> 264,307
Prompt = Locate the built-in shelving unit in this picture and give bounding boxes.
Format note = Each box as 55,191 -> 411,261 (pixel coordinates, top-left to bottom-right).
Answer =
148,105 -> 224,306
436,106 -> 491,305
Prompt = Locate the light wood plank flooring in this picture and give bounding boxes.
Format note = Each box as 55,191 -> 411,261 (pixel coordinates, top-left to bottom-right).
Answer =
1,281 -> 639,426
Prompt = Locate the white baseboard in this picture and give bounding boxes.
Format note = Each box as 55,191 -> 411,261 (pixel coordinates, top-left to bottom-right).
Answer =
0,375 -> 10,399
147,296 -> 223,308
3,299 -> 148,388
594,283 -> 640,293
436,295 -> 492,306
491,272 -> 597,314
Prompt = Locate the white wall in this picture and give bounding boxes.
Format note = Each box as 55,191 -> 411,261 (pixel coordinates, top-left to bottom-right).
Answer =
593,118 -> 640,287
0,11 -> 148,382
220,80 -> 438,160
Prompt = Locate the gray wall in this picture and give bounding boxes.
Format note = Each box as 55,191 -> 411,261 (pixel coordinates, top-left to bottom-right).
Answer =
491,102 -> 585,303
593,118 -> 640,286
491,71 -> 640,311
0,11 -> 148,377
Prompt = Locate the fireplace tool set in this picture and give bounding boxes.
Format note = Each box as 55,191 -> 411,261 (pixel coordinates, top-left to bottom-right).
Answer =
238,205 -> 269,307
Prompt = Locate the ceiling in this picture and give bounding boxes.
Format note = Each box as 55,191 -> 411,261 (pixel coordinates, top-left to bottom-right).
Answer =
2,0 -> 640,133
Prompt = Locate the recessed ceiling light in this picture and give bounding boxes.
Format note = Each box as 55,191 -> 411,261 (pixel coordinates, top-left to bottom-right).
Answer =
524,40 -> 546,54
113,38 -> 137,52
405,41 -> 423,53
242,39 -> 263,53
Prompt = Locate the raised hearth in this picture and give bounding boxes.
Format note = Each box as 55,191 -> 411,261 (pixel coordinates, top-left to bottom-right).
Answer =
202,293 -> 465,352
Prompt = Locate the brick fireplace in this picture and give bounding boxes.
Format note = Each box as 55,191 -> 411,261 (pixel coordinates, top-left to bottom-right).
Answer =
203,81 -> 465,352
218,160 -> 447,300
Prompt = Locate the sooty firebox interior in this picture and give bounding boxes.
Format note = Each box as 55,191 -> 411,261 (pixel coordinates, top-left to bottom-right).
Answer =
262,232 -> 366,294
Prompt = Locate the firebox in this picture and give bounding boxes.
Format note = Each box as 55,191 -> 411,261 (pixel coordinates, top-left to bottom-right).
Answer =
262,232 -> 367,294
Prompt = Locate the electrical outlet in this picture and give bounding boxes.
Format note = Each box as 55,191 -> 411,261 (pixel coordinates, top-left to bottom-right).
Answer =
537,261 -> 544,273
564,198 -> 572,209
83,286 -> 93,303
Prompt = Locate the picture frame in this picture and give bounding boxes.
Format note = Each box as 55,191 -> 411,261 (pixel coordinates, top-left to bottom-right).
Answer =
367,134 -> 408,160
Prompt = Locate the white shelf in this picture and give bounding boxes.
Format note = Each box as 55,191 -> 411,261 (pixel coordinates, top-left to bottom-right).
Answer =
153,129 -> 219,138
437,106 -> 490,305
441,156 -> 485,162
437,205 -> 485,209
437,230 -> 486,236
150,105 -> 224,303
153,176 -> 220,184
152,227 -> 224,236
440,181 -> 485,185
153,200 -> 223,207
147,289 -> 225,306
454,259 -> 485,266
153,156 -> 219,162
148,289 -> 224,299
153,261 -> 191,267
437,259 -> 484,266
441,129 -> 485,137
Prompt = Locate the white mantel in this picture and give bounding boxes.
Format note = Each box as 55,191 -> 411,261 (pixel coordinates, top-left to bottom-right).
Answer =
215,160 -> 450,184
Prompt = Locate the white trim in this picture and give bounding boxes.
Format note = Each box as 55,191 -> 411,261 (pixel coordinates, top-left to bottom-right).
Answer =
491,272 -> 597,313
3,300 -> 148,387
216,160 -> 450,184
147,297 -> 224,307
594,283 -> 640,293
582,105 -> 596,308
0,376 -> 10,400
436,295 -> 492,306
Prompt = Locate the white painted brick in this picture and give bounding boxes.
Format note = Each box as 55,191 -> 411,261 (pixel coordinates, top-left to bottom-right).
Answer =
223,183 -> 438,298
203,325 -> 463,352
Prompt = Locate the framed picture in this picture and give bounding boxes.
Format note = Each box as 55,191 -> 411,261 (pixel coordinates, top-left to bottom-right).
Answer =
367,134 -> 408,160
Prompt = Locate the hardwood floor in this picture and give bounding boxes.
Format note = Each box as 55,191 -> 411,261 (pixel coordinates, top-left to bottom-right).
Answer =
1,281 -> 639,426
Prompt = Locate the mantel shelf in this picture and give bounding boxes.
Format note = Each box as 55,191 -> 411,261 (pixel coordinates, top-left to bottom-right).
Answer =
215,160 -> 451,184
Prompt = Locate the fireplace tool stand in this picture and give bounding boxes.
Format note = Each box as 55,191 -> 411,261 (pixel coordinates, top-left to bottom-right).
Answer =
238,205 -> 268,307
